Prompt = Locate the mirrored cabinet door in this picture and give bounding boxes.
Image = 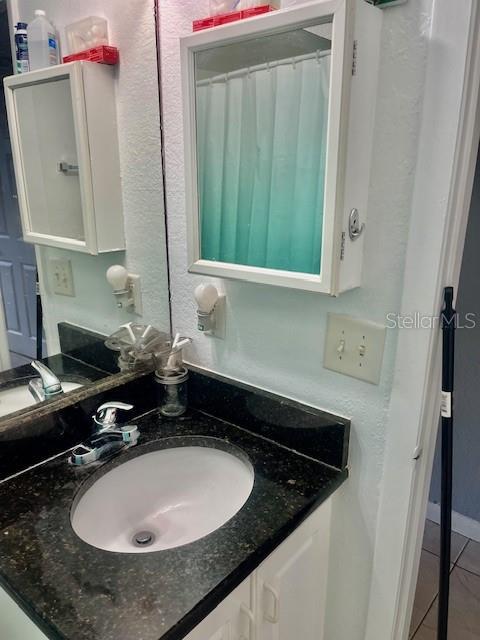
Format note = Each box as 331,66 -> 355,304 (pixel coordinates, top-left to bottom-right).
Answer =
182,0 -> 357,294
14,76 -> 85,243
4,62 -> 124,254
195,35 -> 330,276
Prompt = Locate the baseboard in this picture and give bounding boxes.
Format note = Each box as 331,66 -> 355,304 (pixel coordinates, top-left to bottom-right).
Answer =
427,501 -> 480,543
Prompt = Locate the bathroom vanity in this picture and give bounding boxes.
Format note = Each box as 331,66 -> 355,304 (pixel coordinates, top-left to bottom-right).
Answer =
0,369 -> 349,640
184,500 -> 332,640
0,5 -> 356,635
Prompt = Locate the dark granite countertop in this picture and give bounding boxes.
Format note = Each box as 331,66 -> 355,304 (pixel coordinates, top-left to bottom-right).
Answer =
0,407 -> 347,640
0,352 -> 108,388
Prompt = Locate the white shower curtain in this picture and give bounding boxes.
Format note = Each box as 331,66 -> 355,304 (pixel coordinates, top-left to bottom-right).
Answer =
196,52 -> 330,274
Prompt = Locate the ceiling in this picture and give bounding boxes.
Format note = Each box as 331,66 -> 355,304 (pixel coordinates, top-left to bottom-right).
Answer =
196,25 -> 331,80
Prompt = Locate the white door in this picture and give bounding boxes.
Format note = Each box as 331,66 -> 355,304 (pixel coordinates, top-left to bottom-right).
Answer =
257,502 -> 331,640
185,578 -> 253,640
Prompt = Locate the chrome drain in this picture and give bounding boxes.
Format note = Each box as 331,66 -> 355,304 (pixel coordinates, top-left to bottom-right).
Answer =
132,530 -> 155,548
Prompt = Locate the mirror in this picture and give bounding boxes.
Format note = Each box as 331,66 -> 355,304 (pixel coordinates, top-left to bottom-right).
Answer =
0,0 -> 169,425
196,23 -> 332,275
182,3 -> 352,294
13,77 -> 86,241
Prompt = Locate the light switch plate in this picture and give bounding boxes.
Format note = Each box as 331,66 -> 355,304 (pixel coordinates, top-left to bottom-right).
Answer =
324,313 -> 386,384
50,258 -> 75,297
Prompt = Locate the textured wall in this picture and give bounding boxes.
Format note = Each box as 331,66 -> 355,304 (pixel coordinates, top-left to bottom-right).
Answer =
14,0 -> 170,346
158,0 -> 432,637
430,149 -> 480,522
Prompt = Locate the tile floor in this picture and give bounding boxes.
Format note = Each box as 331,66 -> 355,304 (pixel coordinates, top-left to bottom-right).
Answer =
410,519 -> 480,639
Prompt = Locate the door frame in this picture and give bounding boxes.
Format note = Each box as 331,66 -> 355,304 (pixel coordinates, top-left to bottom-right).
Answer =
0,289 -> 11,370
5,0 -> 18,71
0,0 -> 20,369
2,0 -> 51,364
366,1 -> 480,638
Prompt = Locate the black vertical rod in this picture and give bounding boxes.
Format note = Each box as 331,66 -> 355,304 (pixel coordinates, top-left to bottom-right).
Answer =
36,270 -> 43,361
438,286 -> 455,640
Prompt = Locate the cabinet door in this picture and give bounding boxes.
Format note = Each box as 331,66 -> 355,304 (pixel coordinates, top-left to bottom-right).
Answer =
181,1 -> 355,294
0,586 -> 48,639
184,578 -> 253,640
257,501 -> 332,640
5,62 -> 124,254
13,76 -> 85,244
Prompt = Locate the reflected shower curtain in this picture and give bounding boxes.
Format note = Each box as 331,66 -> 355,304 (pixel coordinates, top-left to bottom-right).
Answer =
196,53 -> 330,274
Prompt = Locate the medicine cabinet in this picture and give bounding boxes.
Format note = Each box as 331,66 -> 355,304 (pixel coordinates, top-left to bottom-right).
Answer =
181,0 -> 366,295
3,61 -> 124,254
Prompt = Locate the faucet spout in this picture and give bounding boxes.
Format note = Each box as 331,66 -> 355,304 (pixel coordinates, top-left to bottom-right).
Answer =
28,361 -> 63,402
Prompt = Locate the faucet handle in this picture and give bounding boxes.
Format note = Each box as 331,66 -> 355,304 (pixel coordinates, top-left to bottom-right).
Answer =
118,424 -> 139,444
94,401 -> 133,429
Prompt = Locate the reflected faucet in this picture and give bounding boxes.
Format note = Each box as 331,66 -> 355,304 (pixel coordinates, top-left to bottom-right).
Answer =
28,360 -> 63,403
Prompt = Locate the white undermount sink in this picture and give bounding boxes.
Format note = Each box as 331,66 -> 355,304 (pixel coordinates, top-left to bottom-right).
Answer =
71,445 -> 255,553
0,381 -> 82,418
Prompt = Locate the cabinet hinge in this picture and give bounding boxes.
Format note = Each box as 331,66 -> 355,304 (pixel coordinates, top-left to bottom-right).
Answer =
352,40 -> 358,76
340,231 -> 346,260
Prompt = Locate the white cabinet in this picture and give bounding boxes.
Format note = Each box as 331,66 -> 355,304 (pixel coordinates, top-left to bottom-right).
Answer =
0,585 -> 48,639
184,579 -> 253,640
181,1 -> 361,295
3,62 -> 124,254
185,498 -> 332,640
257,500 -> 331,640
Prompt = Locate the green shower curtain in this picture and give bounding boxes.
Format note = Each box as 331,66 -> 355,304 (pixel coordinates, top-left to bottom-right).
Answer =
196,52 -> 330,274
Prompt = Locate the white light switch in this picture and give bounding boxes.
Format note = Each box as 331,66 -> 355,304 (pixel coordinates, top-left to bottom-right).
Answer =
324,313 -> 386,384
49,258 -> 75,297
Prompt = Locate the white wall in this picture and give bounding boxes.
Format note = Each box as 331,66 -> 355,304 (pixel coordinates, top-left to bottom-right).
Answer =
13,0 -> 170,346
158,0 -> 432,637
365,2 -> 476,635
36,248 -> 130,351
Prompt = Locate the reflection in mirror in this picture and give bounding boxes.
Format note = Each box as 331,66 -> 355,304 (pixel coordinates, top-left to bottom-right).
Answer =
195,20 -> 332,274
0,0 -> 169,424
14,78 -> 85,240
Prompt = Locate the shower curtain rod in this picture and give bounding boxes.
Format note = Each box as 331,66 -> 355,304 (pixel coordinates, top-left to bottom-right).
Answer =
196,48 -> 331,86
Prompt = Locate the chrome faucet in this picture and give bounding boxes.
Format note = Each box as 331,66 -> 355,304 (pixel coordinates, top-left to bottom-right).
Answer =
69,401 -> 139,466
28,360 -> 63,402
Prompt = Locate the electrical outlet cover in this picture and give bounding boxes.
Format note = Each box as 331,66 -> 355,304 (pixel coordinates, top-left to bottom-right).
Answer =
324,313 -> 386,384
50,258 -> 75,297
